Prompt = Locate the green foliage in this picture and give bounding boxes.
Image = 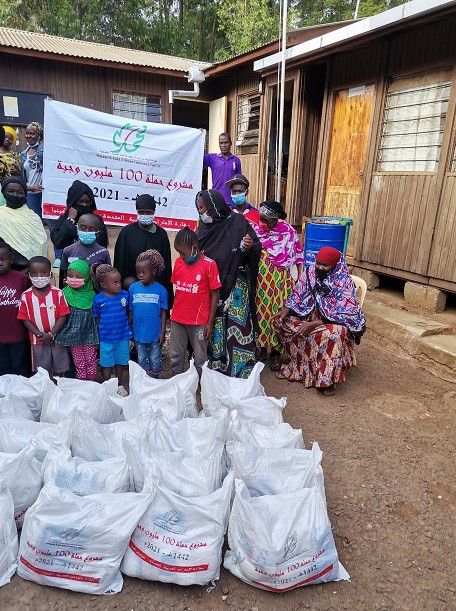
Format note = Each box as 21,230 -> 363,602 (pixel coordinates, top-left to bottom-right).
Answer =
293,0 -> 406,25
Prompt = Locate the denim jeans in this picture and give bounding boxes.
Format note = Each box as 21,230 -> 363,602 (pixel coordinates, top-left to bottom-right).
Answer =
135,341 -> 163,377
26,191 -> 42,218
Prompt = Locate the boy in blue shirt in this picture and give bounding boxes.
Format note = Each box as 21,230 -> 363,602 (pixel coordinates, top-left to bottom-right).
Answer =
129,250 -> 168,378
93,264 -> 130,393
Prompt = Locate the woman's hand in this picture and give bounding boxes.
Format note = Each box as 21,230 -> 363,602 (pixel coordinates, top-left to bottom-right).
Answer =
275,307 -> 289,325
294,320 -> 324,337
241,235 -> 253,251
68,207 -> 78,220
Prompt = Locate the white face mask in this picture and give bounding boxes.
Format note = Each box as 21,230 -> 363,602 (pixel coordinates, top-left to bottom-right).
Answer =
200,212 -> 213,224
137,213 -> 155,226
30,276 -> 51,289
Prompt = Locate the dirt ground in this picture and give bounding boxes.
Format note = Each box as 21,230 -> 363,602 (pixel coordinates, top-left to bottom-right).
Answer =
1,331 -> 455,611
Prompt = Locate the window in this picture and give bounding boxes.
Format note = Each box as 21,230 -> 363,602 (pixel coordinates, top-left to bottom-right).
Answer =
377,72 -> 451,172
112,91 -> 161,123
236,94 -> 260,155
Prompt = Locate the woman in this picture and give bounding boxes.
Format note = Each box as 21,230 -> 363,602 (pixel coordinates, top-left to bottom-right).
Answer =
0,126 -> 21,182
0,176 -> 47,261
255,200 -> 304,371
19,122 -> 44,217
50,180 -> 108,255
274,246 -> 365,396
197,189 -> 261,378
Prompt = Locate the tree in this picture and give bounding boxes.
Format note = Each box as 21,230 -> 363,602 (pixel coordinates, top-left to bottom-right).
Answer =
292,0 -> 406,26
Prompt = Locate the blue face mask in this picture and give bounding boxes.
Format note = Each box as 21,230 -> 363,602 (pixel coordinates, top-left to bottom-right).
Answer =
78,230 -> 97,245
137,214 -> 155,226
185,249 -> 199,265
232,193 -> 247,206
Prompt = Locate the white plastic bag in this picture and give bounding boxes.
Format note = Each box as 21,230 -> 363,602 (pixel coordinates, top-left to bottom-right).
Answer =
0,416 -> 71,462
111,385 -> 195,422
57,376 -> 118,398
201,362 -> 265,413
228,415 -> 304,450
42,445 -> 132,494
129,360 -> 199,415
121,472 -> 234,586
0,487 -> 18,587
0,443 -> 42,527
17,483 -> 151,595
210,395 -> 285,426
0,368 -> 52,420
226,441 -> 325,499
224,479 -> 349,592
0,394 -> 34,421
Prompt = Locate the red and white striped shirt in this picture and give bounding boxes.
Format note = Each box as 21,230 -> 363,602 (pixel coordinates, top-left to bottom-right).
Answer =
17,286 -> 70,345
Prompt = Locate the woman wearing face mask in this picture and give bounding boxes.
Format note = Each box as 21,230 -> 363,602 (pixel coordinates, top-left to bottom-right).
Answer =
0,176 -> 47,261
197,189 -> 261,378
19,122 -> 44,217
114,194 -> 173,307
274,247 -> 366,396
254,200 -> 304,371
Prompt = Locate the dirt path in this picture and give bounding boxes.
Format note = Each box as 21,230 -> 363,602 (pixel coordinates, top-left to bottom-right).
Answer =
1,331 -> 454,610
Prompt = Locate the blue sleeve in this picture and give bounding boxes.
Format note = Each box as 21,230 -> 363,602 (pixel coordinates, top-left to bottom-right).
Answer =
160,285 -> 168,311
92,295 -> 101,319
128,286 -> 134,311
235,156 -> 242,174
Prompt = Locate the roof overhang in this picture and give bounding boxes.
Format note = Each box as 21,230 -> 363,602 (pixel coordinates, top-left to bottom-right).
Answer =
254,0 -> 456,72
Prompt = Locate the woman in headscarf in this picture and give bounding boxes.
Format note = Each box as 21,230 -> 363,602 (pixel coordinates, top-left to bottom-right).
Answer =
19,122 -> 44,217
197,189 -> 261,378
0,176 -> 47,260
50,180 -> 108,256
254,200 -> 304,371
273,247 -> 365,396
0,126 -> 21,183
114,194 -> 173,306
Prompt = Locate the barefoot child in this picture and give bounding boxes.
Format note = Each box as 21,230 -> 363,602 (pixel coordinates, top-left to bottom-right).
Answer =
17,256 -> 70,378
129,250 -> 168,378
171,227 -> 221,376
55,259 -> 98,380
93,264 -> 130,393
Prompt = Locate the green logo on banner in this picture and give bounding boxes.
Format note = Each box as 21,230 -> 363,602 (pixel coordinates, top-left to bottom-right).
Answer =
112,123 -> 147,153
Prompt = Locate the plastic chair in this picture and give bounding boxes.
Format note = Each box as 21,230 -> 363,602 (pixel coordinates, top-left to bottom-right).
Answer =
351,275 -> 367,307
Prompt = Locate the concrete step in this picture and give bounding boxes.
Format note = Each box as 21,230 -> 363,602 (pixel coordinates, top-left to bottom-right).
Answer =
419,334 -> 456,372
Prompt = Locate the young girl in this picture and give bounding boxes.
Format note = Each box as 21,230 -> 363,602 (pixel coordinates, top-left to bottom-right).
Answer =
92,264 -> 130,393
55,259 -> 98,381
128,250 -> 168,378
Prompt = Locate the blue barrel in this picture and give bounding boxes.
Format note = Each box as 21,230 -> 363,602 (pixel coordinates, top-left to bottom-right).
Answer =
304,217 -> 352,266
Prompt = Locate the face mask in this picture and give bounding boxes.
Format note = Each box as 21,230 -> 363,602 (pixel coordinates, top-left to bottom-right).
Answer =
184,248 -> 199,265
259,220 -> 271,232
30,276 -> 51,289
200,212 -> 213,224
78,230 -> 97,245
232,193 -> 247,206
74,203 -> 92,216
137,214 -> 155,226
4,194 -> 26,209
316,267 -> 329,280
66,277 -> 85,289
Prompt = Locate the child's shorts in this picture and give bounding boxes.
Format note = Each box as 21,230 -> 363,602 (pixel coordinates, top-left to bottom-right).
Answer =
100,339 -> 130,367
32,345 -> 70,376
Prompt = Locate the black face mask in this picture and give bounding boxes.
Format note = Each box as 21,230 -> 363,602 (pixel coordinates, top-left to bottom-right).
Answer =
4,194 -> 26,209
73,203 -> 93,217
316,268 -> 328,280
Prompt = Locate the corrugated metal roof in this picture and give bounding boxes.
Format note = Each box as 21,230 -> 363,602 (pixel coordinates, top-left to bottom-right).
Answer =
0,27 -> 211,73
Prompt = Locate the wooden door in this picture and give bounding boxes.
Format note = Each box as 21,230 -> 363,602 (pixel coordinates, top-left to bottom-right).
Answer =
323,85 -> 375,255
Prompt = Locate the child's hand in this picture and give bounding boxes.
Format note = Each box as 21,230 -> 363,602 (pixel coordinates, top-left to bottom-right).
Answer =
159,331 -> 166,346
203,322 -> 214,340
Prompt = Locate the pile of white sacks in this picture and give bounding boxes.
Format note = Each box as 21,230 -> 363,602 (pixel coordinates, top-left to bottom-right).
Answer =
0,361 -> 349,594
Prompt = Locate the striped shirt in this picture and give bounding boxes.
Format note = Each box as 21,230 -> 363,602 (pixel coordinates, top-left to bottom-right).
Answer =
17,286 -> 70,345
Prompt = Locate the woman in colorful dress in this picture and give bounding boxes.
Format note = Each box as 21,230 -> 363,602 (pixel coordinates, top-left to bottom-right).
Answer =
274,246 -> 365,396
255,200 -> 303,371
197,189 -> 261,378
0,126 -> 21,182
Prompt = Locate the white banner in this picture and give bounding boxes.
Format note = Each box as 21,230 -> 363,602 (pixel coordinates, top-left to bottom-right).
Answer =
43,100 -> 205,229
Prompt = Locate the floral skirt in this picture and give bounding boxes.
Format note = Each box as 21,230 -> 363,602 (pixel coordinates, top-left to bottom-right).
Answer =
255,252 -> 294,352
209,271 -> 256,378
273,315 -> 355,387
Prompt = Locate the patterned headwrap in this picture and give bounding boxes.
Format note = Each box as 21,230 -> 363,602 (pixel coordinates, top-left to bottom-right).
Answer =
3,126 -> 16,139
27,122 -> 43,141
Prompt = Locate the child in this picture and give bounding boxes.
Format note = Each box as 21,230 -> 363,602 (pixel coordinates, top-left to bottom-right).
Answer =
59,213 -> 111,288
92,264 -> 130,393
171,227 -> 221,376
17,256 -> 70,378
128,250 -> 168,378
55,259 -> 98,381
0,242 -> 30,375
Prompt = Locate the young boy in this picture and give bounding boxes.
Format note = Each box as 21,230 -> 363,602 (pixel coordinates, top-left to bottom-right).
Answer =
128,250 -> 168,378
0,242 -> 30,376
17,256 -> 70,378
93,264 -> 130,393
171,227 -> 221,376
59,213 -> 111,288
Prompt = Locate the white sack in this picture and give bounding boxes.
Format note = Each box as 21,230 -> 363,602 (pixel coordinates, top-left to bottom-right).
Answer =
0,368 -> 52,420
0,443 -> 42,527
224,479 -> 349,592
207,395 -> 285,427
111,385 -> 194,422
0,416 -> 70,462
0,394 -> 34,420
201,362 -> 265,413
17,483 -> 151,595
0,487 -> 18,587
121,472 -> 234,586
42,445 -> 131,494
129,360 -> 199,416
228,414 -> 303,449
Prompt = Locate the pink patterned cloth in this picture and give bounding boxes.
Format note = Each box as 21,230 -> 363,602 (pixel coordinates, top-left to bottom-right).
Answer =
254,220 -> 304,270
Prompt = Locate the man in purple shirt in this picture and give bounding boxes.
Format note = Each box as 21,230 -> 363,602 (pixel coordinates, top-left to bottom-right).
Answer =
203,133 -> 242,207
